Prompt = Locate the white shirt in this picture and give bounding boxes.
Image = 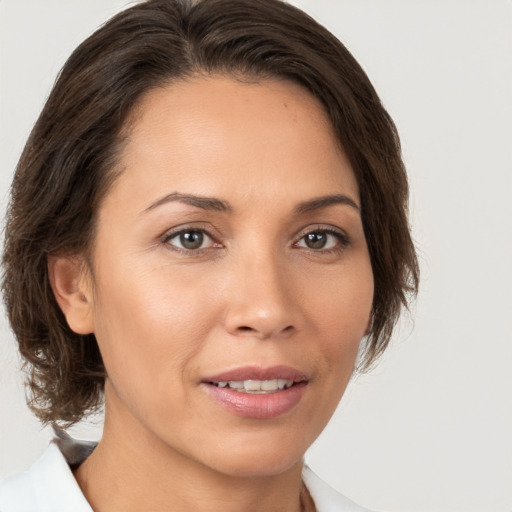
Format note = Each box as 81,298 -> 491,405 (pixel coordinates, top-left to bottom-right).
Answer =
0,439 -> 373,512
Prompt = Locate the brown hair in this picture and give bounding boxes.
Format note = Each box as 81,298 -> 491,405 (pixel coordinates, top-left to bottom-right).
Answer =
2,0 -> 419,427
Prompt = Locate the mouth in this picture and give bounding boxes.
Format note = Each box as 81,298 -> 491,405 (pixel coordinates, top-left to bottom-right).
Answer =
208,378 -> 296,394
201,366 -> 308,419
203,365 -> 308,393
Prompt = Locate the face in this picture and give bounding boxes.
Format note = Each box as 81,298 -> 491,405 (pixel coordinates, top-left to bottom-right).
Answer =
79,76 -> 373,476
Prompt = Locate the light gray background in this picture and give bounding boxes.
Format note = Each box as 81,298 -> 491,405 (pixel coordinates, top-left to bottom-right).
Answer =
1,1 -> 511,511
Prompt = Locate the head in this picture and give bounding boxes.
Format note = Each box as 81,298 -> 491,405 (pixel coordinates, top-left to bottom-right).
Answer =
3,0 -> 418,445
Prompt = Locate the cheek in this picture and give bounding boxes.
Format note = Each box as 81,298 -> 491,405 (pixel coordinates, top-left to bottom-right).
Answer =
306,261 -> 373,335
304,261 -> 374,375
90,260 -> 223,390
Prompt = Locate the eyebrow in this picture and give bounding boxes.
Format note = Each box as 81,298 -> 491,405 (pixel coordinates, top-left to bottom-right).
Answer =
144,192 -> 232,213
143,191 -> 359,215
294,194 -> 360,215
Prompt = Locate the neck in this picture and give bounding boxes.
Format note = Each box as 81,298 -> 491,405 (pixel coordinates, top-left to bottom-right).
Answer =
73,390 -> 311,512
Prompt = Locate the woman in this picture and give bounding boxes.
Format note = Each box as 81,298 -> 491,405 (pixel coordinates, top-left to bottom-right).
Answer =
0,0 -> 418,511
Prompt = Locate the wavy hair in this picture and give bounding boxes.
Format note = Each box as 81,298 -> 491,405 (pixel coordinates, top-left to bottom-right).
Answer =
2,0 -> 419,427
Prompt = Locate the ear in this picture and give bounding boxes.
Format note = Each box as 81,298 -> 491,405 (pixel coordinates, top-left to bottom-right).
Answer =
48,256 -> 94,335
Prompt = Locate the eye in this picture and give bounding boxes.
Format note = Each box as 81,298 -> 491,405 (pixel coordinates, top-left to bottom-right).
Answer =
295,229 -> 348,251
164,229 -> 216,251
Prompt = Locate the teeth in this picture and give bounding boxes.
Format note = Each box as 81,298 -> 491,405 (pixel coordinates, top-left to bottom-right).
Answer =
212,379 -> 294,393
261,379 -> 278,391
244,380 -> 263,391
277,379 -> 290,390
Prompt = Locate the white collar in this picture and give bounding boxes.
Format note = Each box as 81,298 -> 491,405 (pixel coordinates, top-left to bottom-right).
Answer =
0,441 -> 93,512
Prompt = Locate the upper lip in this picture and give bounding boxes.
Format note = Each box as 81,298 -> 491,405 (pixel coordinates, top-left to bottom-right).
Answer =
202,365 -> 308,383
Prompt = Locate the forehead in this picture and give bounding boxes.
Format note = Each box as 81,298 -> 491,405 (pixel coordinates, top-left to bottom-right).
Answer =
109,75 -> 359,213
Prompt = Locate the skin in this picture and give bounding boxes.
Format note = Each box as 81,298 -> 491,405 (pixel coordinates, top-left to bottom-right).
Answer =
50,76 -> 374,512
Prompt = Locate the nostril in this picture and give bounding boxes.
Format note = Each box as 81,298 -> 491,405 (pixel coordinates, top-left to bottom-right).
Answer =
235,324 -> 295,336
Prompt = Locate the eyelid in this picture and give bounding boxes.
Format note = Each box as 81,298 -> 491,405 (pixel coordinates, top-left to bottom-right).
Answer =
160,223 -> 350,254
162,224 -> 223,253
293,224 -> 351,251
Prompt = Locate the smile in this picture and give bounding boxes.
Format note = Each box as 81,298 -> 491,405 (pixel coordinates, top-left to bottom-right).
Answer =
209,379 -> 295,393
202,366 -> 309,419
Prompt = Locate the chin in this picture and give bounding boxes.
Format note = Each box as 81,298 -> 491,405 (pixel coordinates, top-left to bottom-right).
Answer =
208,452 -> 304,479
192,432 -> 309,478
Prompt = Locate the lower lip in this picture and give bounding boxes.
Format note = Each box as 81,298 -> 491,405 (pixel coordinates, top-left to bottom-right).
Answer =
202,382 -> 307,419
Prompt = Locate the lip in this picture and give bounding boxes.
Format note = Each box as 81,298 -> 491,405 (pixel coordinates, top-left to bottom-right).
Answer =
201,365 -> 309,420
202,365 -> 308,383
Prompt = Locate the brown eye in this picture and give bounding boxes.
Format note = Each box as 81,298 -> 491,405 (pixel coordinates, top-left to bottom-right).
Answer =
180,231 -> 204,249
296,229 -> 346,251
304,231 -> 328,249
165,229 -> 214,251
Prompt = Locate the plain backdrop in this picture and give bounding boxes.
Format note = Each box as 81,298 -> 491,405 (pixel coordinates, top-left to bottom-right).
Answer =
0,1 -> 511,511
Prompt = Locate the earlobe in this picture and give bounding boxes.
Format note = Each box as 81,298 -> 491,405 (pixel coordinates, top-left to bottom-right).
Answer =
48,256 -> 94,335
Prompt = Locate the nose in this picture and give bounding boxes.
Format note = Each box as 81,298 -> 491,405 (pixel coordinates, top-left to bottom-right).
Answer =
223,249 -> 299,340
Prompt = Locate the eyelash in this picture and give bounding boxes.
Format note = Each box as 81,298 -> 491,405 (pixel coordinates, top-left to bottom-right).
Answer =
162,226 -> 351,255
294,227 -> 351,254
162,227 -> 220,255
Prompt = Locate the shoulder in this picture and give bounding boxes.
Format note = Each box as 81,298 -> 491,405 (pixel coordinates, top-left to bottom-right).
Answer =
0,442 -> 93,512
303,466 -> 377,512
